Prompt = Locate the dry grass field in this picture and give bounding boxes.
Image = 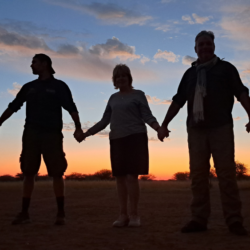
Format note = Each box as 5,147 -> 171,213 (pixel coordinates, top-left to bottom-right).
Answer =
0,180 -> 250,250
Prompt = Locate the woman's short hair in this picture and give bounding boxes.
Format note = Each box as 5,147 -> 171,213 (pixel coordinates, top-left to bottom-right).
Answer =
195,30 -> 215,43
112,64 -> 133,89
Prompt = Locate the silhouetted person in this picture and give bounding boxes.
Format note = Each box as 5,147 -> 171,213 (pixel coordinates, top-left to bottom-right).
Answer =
77,64 -> 160,227
158,31 -> 250,235
0,54 -> 84,225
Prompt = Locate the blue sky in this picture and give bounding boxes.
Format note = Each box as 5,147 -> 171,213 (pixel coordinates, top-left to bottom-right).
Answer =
0,0 -> 250,178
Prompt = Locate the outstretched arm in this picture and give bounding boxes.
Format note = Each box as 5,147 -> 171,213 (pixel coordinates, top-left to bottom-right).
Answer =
239,92 -> 250,133
158,101 -> 181,141
0,108 -> 14,126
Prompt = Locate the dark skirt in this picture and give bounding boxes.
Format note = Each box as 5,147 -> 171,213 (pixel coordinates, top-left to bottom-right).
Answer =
110,133 -> 149,176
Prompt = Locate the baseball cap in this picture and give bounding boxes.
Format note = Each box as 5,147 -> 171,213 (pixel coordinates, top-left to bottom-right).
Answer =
33,54 -> 56,74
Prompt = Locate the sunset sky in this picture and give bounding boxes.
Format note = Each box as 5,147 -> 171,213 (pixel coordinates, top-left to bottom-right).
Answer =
0,0 -> 250,179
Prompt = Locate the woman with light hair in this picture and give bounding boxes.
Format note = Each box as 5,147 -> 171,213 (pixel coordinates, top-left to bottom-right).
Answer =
79,64 -> 160,227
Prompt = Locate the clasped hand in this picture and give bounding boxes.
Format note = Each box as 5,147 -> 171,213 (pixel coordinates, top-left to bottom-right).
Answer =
74,128 -> 86,143
157,126 -> 170,142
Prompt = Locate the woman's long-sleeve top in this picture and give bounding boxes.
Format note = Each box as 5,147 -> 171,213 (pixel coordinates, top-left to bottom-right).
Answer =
88,90 -> 158,140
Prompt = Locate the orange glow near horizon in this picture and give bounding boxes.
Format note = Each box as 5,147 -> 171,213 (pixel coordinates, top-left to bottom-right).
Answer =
0,133 -> 250,180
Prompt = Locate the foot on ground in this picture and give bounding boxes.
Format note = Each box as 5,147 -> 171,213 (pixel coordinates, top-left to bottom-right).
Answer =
55,211 -> 66,225
113,214 -> 129,228
12,212 -> 31,225
128,215 -> 140,227
181,220 -> 207,233
228,222 -> 248,236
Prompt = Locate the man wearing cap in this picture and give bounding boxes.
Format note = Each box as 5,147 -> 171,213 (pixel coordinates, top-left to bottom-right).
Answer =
158,31 -> 250,235
0,54 -> 84,225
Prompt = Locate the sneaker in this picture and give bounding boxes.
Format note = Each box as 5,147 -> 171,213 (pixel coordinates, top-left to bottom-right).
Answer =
181,220 -> 207,233
55,211 -> 65,225
113,214 -> 129,227
12,212 -> 31,225
128,215 -> 140,227
228,222 -> 248,236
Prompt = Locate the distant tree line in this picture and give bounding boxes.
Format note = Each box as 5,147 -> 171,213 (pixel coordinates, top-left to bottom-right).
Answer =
172,161 -> 250,181
0,169 -> 156,182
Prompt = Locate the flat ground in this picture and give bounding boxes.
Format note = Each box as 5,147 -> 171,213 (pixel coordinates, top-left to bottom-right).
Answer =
0,180 -> 250,250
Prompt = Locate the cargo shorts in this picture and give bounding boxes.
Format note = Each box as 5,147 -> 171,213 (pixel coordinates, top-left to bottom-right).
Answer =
20,128 -> 67,177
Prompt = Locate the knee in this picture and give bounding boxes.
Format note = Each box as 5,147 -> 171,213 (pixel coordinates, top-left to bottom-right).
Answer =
53,176 -> 64,182
126,175 -> 138,184
24,175 -> 35,182
116,176 -> 127,184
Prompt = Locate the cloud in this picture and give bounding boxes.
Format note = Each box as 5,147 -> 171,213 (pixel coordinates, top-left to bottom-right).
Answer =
182,55 -> 196,66
63,122 -> 110,137
241,69 -> 250,85
146,95 -> 172,105
153,49 -> 179,63
140,55 -> 150,65
220,5 -> 250,47
89,37 -> 140,61
7,82 -> 22,96
46,1 -> 152,26
182,13 -> 211,25
161,0 -> 174,3
154,24 -> 171,32
148,137 -> 159,142
0,25 -> 156,82
0,26 -> 51,51
192,14 -> 210,24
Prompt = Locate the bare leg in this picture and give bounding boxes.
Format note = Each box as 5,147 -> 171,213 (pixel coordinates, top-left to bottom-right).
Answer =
126,175 -> 140,216
23,175 -> 35,198
53,176 -> 64,197
116,176 -> 128,216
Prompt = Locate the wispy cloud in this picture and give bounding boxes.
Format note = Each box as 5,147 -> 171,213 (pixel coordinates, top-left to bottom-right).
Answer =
146,95 -> 172,105
154,24 -> 171,32
182,13 -> 211,24
182,55 -> 196,66
153,49 -> 179,63
161,0 -> 175,3
220,5 -> 250,48
63,122 -> 110,137
45,1 -> 153,26
140,55 -> 150,65
7,82 -> 22,96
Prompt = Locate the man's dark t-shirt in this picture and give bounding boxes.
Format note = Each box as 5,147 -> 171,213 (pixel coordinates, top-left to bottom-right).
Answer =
8,77 -> 78,131
172,58 -> 249,128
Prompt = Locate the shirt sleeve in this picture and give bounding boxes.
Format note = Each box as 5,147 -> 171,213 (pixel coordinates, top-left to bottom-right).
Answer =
172,72 -> 188,108
88,99 -> 112,136
229,64 -> 249,101
60,82 -> 78,114
8,84 -> 28,112
138,92 -> 158,126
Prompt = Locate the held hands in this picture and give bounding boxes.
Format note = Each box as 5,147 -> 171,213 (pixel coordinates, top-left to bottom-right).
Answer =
74,128 -> 85,143
157,126 -> 171,142
245,122 -> 250,133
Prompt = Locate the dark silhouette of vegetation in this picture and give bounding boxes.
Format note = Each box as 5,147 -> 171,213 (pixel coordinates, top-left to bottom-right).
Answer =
173,172 -> 190,181
171,161 -> 250,182
93,169 -> 115,180
139,174 -> 155,181
235,161 -> 249,180
1,162 -> 249,182
209,168 -> 217,179
0,175 -> 16,182
65,169 -> 115,181
15,173 -> 24,180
